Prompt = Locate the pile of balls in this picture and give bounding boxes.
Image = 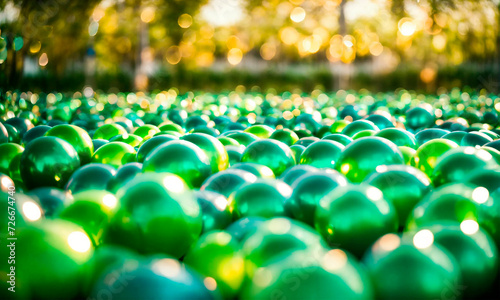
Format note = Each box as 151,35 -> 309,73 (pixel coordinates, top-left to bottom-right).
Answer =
1,88 -> 500,299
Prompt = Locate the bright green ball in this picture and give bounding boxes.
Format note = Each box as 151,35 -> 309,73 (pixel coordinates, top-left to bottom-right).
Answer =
315,184 -> 398,256
335,137 -> 404,183
20,137 -> 80,189
300,140 -> 345,169
93,123 -> 127,140
411,139 -> 458,177
45,124 -> 94,164
91,141 -> 136,169
143,140 -> 211,188
241,139 -> 295,176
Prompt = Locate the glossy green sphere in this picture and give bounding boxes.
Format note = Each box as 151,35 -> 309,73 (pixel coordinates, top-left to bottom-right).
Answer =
280,165 -> 317,186
364,233 -> 461,300
335,137 -> 404,183
405,106 -> 434,130
195,190 -> 232,233
93,123 -> 127,140
442,131 -> 467,145
217,136 -> 240,147
241,139 -> 295,176
330,120 -> 350,133
228,179 -> 292,219
364,165 -> 431,227
182,133 -> 229,173
223,131 -> 259,147
315,184 -> 398,256
299,140 -> 345,169
184,231 -> 245,297
244,248 -> 373,300
411,139 -> 458,177
201,169 -> 257,198
107,173 -> 202,258
241,218 -> 326,276
244,124 -> 274,139
432,147 -> 498,186
27,187 -> 72,217
415,128 -> 449,145
322,133 -> 353,146
143,140 -> 211,188
406,183 -> 493,231
59,190 -> 118,245
269,128 -> 299,145
290,144 -> 305,163
22,125 -> 51,146
4,123 -> 20,143
109,133 -> 143,147
136,135 -> 178,163
0,143 -> 23,175
133,124 -> 161,140
45,124 -> 94,164
398,146 -> 416,165
375,128 -> 417,149
461,131 -> 493,147
14,220 -> 93,299
20,137 -> 81,189
287,171 -> 348,226
90,258 -> 218,299
426,223 -> 498,296
341,120 -> 379,137
65,163 -> 116,194
91,141 -> 136,169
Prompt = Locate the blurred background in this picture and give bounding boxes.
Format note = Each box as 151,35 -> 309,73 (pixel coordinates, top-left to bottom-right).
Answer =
0,0 -> 499,93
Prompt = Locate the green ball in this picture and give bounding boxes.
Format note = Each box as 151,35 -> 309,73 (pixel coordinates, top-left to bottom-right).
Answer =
244,248 -> 373,300
287,171 -> 348,226
90,257 -> 218,299
20,137 -> 80,189
226,145 -> 245,166
269,128 -> 299,145
184,231 -> 245,298
411,139 -> 458,177
398,146 -> 416,165
201,169 -> 257,198
364,233 -> 461,300
330,120 -> 350,133
22,125 -> 51,146
4,123 -> 20,143
242,139 -> 295,176
290,144 -> 305,163
244,124 -> 274,139
65,163 -> 116,194
133,124 -> 160,140
93,123 -> 127,140
461,131 -> 493,147
158,122 -> 185,133
26,187 -> 72,218
59,190 -> 119,245
13,220 -> 93,299
143,140 -> 211,188
442,131 -> 467,145
182,133 -> 229,173
322,133 -> 353,146
91,141 -> 136,169
107,173 -> 202,258
375,128 -> 417,149
406,106 -> 434,130
425,223 -> 498,296
217,136 -> 240,147
364,165 -> 431,227
222,131 -> 259,147
315,184 -> 398,256
279,165 -> 318,186
195,191 -> 232,233
136,135 -> 178,163
241,218 -> 326,277
0,143 -> 23,175
406,183 -> 493,231
109,133 -> 143,147
335,137 -> 404,183
228,179 -> 292,219
45,124 -> 94,164
432,147 -> 498,186
352,129 -> 377,140
341,120 -> 379,137
299,140 -> 344,169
